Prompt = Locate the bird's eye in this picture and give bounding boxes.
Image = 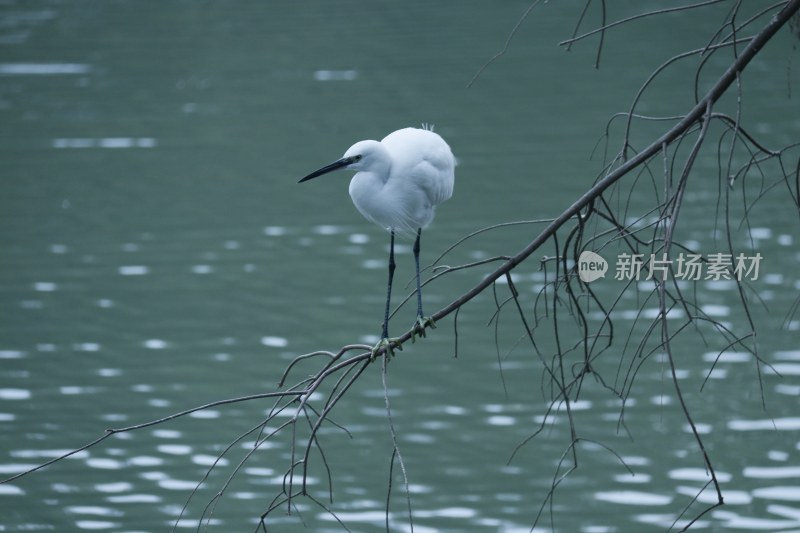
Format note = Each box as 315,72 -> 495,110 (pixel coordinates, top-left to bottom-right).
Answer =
354,155 -> 363,161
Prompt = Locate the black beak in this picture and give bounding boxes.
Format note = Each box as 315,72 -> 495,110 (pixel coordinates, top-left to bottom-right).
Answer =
298,156 -> 358,183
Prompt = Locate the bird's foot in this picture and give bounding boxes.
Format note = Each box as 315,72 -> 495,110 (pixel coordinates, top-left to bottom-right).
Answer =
412,316 -> 436,342
370,337 -> 403,361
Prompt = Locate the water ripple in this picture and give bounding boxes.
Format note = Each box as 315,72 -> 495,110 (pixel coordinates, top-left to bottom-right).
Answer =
261,336 -> 288,348
702,351 -> 750,363
774,350 -> 800,360
595,490 -> 672,505
0,388 -> 31,400
744,466 -> 800,479
157,478 -> 197,491
143,339 -> 168,350
119,265 -> 150,276
263,226 -> 287,236
75,520 -> 120,530
752,486 -> 800,501
53,137 -> 156,149
156,444 -> 192,455
0,484 -> 24,495
107,493 -> 161,503
313,69 -> 357,81
675,485 -> 750,504
712,508 -> 800,530
770,363 -> 800,375
66,506 -> 123,517
94,482 -> 132,493
728,418 -> 800,431
0,62 -> 90,74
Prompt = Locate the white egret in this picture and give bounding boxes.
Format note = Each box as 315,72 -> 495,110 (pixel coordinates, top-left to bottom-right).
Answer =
299,126 -> 455,356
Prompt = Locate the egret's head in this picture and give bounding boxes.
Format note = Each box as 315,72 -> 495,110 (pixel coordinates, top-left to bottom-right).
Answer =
299,140 -> 388,183
342,140 -> 388,172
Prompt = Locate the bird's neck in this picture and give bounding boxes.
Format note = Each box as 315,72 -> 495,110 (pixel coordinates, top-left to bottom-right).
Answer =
368,153 -> 392,182
349,171 -> 384,201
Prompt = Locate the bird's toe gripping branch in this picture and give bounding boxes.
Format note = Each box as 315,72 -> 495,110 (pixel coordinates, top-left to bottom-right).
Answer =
369,316 -> 436,362
370,337 -> 403,361
412,316 -> 436,342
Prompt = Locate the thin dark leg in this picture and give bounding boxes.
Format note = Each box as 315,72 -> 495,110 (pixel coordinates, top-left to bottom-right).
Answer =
411,228 -> 435,341
413,228 -> 423,318
381,230 -> 396,339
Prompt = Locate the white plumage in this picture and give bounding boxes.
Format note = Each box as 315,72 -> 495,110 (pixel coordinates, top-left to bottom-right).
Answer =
299,126 -> 456,355
345,127 -> 455,234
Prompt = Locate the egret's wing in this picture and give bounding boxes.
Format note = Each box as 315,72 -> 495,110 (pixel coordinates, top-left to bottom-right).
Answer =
407,157 -> 454,207
382,128 -> 455,207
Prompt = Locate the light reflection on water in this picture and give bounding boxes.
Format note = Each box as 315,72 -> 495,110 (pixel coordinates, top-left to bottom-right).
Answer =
595,490 -> 673,506
53,137 -> 157,149
0,62 -> 89,75
2,2 -> 799,533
